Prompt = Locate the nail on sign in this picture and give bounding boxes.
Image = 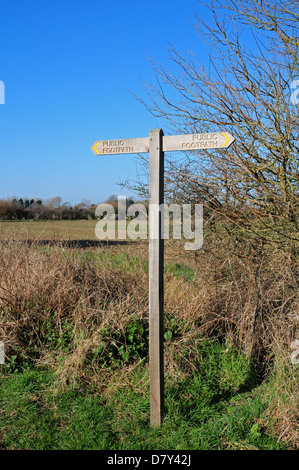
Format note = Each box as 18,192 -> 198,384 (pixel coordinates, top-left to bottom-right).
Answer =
90,132 -> 235,155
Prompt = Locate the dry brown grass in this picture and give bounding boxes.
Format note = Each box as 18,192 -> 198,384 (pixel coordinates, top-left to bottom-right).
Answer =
0,231 -> 298,446
0,240 -> 147,378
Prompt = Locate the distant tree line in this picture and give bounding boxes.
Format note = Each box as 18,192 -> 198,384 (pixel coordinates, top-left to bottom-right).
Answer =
0,195 -> 137,221
0,197 -> 97,220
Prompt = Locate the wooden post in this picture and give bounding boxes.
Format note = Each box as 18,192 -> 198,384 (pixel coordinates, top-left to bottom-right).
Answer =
148,128 -> 164,426
91,129 -> 235,427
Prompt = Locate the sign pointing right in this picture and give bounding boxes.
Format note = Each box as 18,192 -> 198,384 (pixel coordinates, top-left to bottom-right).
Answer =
163,132 -> 235,152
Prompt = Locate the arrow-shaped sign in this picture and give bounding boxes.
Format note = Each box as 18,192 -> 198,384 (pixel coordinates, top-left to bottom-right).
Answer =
90,137 -> 149,155
162,132 -> 235,151
91,132 -> 235,156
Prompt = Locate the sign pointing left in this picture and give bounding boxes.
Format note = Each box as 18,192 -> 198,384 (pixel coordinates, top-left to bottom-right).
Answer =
90,137 -> 149,155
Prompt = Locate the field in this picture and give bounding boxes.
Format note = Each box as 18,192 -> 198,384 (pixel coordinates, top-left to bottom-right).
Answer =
0,219 -> 100,241
0,220 -> 298,450
0,219 -> 198,267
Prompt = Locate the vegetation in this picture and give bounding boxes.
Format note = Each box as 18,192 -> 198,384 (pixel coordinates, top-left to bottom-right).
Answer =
0,195 -> 137,221
0,234 -> 298,449
0,197 -> 97,221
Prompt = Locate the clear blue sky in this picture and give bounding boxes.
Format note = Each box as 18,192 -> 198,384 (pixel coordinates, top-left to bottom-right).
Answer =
0,0 -> 211,205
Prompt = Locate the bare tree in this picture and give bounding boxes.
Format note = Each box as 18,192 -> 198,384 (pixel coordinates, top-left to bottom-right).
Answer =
45,196 -> 62,209
130,0 -> 299,246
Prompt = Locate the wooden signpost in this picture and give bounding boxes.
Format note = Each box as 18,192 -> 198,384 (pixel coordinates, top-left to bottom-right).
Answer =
91,129 -> 235,426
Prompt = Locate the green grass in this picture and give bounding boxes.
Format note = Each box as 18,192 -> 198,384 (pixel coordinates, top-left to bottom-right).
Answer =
0,340 -> 286,450
164,262 -> 195,282
96,251 -> 148,273
94,251 -> 195,281
71,250 -> 195,281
